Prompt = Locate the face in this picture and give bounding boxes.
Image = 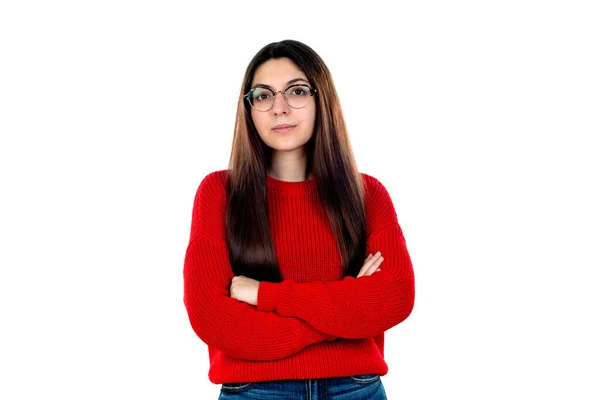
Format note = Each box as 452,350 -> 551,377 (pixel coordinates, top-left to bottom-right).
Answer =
249,58 -> 316,155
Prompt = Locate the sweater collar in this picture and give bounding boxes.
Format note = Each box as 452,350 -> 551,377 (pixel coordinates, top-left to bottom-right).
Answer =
267,174 -> 317,194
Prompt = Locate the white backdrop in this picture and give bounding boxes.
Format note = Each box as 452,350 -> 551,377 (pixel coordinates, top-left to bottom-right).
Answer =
1,1 -> 599,399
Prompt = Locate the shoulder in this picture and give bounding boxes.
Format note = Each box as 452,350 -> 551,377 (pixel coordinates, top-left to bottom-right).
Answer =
192,169 -> 228,216
360,172 -> 384,190
195,169 -> 228,200
190,169 -> 229,242
359,172 -> 399,236
360,172 -> 393,203
199,169 -> 228,190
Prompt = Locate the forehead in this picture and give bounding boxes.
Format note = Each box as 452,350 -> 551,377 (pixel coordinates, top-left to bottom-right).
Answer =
251,58 -> 308,87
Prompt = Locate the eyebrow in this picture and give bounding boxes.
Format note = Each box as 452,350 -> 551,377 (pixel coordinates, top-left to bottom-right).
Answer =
252,78 -> 310,89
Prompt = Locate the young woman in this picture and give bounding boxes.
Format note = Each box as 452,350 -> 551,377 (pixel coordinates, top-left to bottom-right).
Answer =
183,39 -> 415,399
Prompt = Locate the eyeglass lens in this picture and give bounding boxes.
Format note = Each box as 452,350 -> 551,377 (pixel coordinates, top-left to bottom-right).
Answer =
248,85 -> 312,111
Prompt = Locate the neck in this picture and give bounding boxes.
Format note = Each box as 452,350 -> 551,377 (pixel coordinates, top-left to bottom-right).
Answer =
268,150 -> 313,182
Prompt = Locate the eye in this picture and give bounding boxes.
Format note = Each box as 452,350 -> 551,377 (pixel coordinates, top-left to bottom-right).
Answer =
252,89 -> 272,102
288,85 -> 310,96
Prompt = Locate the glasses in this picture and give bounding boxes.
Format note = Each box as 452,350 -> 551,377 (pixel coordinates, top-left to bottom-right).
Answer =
244,84 -> 317,112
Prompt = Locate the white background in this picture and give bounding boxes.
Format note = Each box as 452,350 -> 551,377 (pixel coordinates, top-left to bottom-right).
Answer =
1,1 -> 599,399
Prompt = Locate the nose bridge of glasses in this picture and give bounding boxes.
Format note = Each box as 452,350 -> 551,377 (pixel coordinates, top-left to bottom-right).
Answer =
272,89 -> 290,108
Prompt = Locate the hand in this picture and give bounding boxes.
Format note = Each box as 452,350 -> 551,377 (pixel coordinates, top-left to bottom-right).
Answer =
356,251 -> 384,278
230,275 -> 260,306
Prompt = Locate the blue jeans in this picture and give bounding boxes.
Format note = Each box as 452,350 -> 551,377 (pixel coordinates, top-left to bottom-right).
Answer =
218,374 -> 388,399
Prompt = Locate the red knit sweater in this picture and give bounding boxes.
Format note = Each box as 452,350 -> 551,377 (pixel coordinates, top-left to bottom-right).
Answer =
183,170 -> 415,384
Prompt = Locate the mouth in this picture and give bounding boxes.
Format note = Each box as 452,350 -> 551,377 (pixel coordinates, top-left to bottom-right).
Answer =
272,124 -> 296,133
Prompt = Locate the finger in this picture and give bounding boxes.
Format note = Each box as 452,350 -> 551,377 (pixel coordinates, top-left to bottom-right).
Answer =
358,256 -> 373,278
358,253 -> 381,278
365,256 -> 384,276
365,253 -> 381,268
357,264 -> 368,278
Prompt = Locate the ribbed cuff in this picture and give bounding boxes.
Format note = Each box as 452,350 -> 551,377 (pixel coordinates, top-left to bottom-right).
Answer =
257,281 -> 282,311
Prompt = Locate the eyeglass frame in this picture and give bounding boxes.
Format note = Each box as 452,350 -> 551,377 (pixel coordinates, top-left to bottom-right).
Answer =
243,84 -> 318,112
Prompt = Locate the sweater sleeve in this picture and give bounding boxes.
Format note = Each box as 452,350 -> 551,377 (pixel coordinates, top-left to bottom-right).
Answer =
183,171 -> 337,361
256,175 -> 415,339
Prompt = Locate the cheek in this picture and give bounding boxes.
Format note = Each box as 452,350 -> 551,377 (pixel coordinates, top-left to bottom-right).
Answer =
304,107 -> 317,129
251,112 -> 268,133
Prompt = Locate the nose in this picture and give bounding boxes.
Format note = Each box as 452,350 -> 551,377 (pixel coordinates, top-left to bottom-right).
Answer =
272,91 -> 290,115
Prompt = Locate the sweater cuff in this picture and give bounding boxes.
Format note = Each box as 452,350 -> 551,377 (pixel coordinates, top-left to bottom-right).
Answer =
257,281 -> 282,311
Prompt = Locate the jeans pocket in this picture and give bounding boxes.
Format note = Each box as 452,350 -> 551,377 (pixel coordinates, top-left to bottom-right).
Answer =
220,382 -> 253,393
349,374 -> 381,384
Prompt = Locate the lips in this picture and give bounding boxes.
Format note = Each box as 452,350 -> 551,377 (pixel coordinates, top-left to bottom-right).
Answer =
272,124 -> 296,133
273,124 -> 295,130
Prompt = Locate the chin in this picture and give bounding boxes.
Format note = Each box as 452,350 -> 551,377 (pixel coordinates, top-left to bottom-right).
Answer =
270,139 -> 301,147
269,145 -> 304,152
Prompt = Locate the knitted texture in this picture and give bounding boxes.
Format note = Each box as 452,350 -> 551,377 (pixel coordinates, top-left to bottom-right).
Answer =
183,170 -> 415,384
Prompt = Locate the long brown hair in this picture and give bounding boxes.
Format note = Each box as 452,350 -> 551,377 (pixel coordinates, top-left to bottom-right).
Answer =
226,39 -> 366,282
